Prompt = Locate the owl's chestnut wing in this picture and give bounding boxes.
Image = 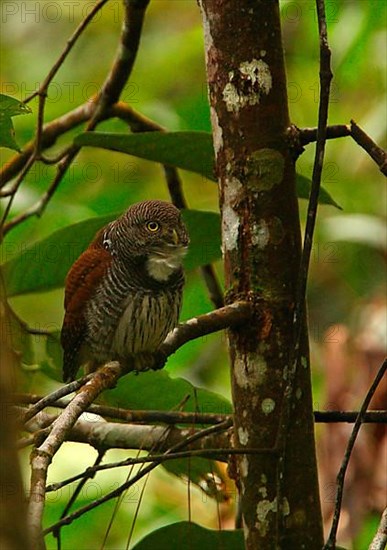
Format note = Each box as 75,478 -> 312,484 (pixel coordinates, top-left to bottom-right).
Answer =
61,233 -> 112,382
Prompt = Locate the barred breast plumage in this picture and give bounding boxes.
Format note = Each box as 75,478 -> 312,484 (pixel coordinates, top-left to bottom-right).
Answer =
61,200 -> 189,382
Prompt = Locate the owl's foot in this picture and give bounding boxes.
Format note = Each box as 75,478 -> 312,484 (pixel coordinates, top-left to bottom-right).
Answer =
125,351 -> 167,374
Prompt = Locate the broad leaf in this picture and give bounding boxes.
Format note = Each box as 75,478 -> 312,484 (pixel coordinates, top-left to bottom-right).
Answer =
0,94 -> 32,151
133,522 -> 244,550
75,131 -> 341,208
75,131 -> 215,181
104,369 -> 232,415
0,116 -> 20,151
2,209 -> 221,297
0,94 -> 32,117
296,174 -> 342,210
43,332 -> 232,494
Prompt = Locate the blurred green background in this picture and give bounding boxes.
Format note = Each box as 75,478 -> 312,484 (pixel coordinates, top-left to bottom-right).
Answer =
1,1 -> 386,548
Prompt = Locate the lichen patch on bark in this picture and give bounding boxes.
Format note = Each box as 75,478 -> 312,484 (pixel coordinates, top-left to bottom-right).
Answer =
222,58 -> 272,113
256,497 -> 278,536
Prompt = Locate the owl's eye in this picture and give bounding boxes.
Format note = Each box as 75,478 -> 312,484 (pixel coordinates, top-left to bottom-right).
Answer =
146,221 -> 160,232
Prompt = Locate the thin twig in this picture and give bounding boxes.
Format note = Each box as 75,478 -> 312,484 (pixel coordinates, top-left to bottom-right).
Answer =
2,147 -> 79,237
27,362 -> 124,546
324,358 -> 387,550
31,0 -> 107,154
162,165 -> 224,307
17,394 -> 227,425
18,392 -> 387,426
24,0 -> 109,105
0,155 -> 36,239
350,119 -> 387,176
52,450 -> 106,546
279,0 -> 333,444
46,446 -> 273,495
292,121 -> 386,175
43,419 -> 233,535
159,301 -> 251,358
277,0 -> 333,536
369,507 -> 387,550
298,124 -> 350,145
21,301 -> 251,427
21,376 -> 94,424
2,0 -> 150,237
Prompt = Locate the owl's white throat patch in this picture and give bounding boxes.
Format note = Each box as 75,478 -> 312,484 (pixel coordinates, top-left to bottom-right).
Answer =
146,247 -> 186,282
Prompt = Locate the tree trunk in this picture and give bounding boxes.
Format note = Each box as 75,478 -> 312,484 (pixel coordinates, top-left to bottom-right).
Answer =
199,1 -> 324,548
0,277 -> 32,550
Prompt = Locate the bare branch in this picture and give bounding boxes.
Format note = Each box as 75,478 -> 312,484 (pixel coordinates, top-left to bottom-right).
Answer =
26,412 -> 233,455
289,121 -> 387,175
21,376 -> 93,424
27,361 -> 124,545
277,0 -> 333,526
52,450 -> 105,546
350,119 -> 387,176
21,301 -> 251,428
2,0 -> 150,237
16,394 -> 387,426
42,419 -> 233,535
324,358 -> 387,550
298,124 -> 351,145
0,102 -> 94,188
369,507 -> 387,550
17,394 -> 227,426
46,446 -> 269,495
159,301 -> 251,358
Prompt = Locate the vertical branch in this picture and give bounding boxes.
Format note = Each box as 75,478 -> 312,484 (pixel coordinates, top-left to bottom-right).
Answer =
324,359 -> 387,550
199,0 -> 323,548
277,0 -> 333,515
2,0 -> 150,237
0,273 -> 32,549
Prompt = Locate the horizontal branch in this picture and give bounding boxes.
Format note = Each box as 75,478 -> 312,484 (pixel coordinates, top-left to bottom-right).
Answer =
16,394 -> 387,426
25,410 -> 232,456
299,124 -> 350,144
291,120 -> 387,175
350,119 -> 387,176
43,419 -> 233,534
20,301 -> 252,428
23,407 -> 387,454
27,361 -> 124,546
159,301 -> 252,357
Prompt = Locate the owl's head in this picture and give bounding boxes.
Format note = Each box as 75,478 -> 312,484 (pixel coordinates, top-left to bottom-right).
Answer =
106,200 -> 189,281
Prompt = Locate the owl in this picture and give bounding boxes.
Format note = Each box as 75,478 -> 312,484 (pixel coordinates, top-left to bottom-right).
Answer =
60,200 -> 189,382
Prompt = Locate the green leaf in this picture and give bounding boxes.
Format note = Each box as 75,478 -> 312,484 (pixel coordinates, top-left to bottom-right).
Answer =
75,131 -> 216,181
2,209 -> 221,297
75,131 -> 341,208
2,215 -> 112,297
0,116 -> 20,151
132,522 -> 244,550
104,369 -> 232,415
0,94 -> 31,151
296,174 -> 342,210
182,209 -> 221,271
0,94 -> 32,117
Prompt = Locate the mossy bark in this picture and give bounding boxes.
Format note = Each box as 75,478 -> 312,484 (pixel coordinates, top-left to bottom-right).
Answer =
199,1 -> 324,547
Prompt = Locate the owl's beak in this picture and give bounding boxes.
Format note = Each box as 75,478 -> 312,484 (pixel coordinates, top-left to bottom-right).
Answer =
171,228 -> 179,245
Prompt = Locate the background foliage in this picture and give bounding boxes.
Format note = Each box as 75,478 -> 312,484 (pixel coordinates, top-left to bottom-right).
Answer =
1,1 -> 386,548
